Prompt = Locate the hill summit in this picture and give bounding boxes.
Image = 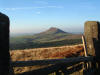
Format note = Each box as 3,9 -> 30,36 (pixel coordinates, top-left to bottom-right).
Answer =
31,27 -> 70,42
39,27 -> 67,35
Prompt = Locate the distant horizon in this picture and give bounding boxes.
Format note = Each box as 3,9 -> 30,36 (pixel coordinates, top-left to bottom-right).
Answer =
10,27 -> 83,35
0,0 -> 100,33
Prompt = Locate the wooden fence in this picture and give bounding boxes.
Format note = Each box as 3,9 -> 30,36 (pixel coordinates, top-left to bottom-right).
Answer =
12,56 -> 95,75
0,13 -> 100,75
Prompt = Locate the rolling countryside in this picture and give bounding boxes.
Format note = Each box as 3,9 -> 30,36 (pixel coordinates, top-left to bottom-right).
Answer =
10,27 -> 82,50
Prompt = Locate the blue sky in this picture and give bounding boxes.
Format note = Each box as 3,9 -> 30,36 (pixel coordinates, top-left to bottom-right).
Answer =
0,0 -> 100,33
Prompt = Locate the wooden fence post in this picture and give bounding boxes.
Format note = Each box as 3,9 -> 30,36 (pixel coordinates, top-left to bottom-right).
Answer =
0,13 -> 10,75
82,35 -> 88,57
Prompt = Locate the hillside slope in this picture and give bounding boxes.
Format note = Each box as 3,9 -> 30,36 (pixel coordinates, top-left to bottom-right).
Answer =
31,27 -> 69,42
10,27 -> 82,50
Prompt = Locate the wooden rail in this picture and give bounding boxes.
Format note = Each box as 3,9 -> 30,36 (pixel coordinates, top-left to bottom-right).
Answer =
11,56 -> 93,67
13,56 -> 95,75
82,35 -> 88,57
16,61 -> 84,75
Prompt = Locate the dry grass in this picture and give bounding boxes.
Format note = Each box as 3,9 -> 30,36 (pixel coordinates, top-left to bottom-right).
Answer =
10,44 -> 84,74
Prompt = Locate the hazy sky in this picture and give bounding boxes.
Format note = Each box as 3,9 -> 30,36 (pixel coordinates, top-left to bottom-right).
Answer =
0,0 -> 100,33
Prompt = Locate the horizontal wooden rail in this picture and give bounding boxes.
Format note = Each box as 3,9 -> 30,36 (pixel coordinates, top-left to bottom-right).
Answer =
16,61 -> 84,75
67,63 -> 83,74
11,56 -> 94,67
16,57 -> 94,75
